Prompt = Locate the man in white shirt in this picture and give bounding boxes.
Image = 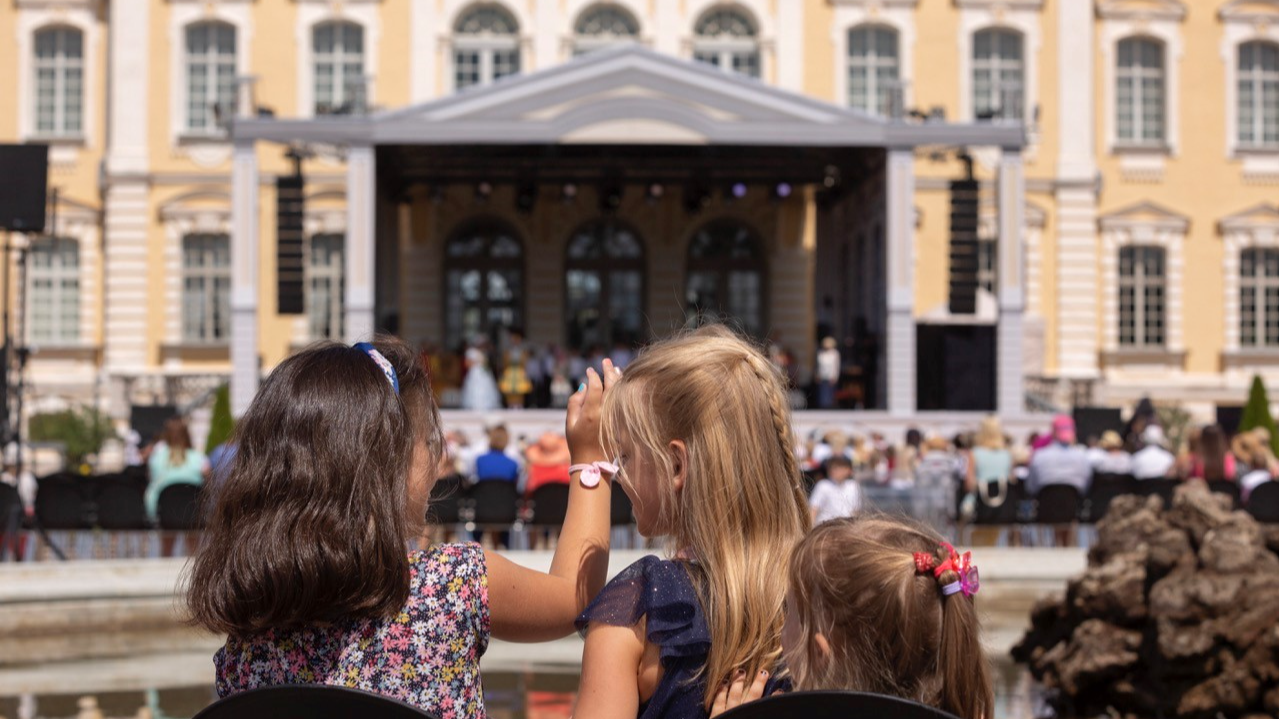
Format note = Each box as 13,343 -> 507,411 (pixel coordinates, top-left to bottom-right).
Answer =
809,457 -> 861,525
1131,425 -> 1176,480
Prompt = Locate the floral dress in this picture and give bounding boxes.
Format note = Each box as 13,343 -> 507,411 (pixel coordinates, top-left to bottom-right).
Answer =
215,543 -> 490,719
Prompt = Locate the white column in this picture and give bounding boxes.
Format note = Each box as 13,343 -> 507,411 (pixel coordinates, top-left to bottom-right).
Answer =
885,148 -> 916,416
230,140 -> 260,417
1054,0 -> 1100,378
345,144 -> 377,343
997,149 -> 1026,417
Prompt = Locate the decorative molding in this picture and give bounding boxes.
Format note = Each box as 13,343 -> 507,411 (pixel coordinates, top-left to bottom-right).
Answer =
830,0 -> 917,116
1220,7 -> 1279,164
167,0 -> 254,150
1099,200 -> 1190,232
1096,0 -> 1187,22
1221,203 -> 1279,354
1219,0 -> 1279,22
1099,201 -> 1187,357
16,5 -> 102,149
832,0 -> 919,7
296,0 -> 383,120
955,0 -> 1043,150
1100,14 -> 1183,158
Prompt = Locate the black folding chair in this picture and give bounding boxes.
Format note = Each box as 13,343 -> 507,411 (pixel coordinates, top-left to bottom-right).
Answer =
0,483 -> 23,561
610,488 -> 634,526
90,474 -> 150,558
193,685 -> 440,719
718,690 -> 959,719
1139,478 -> 1180,509
1032,484 -> 1081,547
1207,480 -> 1242,508
35,473 -> 89,530
527,484 -> 570,527
1082,473 -> 1137,523
465,481 -> 519,529
1247,481 -> 1279,523
157,483 -> 205,530
426,474 -> 467,526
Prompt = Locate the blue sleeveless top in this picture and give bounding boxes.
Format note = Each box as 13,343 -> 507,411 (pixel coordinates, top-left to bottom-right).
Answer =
576,555 -> 789,719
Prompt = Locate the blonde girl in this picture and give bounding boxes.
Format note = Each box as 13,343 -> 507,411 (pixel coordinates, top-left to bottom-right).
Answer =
573,326 -> 811,719
713,516 -> 994,719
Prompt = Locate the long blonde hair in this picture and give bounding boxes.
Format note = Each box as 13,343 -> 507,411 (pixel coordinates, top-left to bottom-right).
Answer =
975,415 -> 1005,451
600,325 -> 811,708
788,516 -> 993,719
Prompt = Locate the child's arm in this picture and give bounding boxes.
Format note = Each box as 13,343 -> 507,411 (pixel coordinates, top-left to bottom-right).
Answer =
485,363 -> 618,642
574,621 -> 645,719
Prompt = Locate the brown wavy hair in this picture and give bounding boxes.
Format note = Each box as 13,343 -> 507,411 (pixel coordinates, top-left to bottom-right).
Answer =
787,516 -> 994,719
185,336 -> 444,637
600,325 -> 811,708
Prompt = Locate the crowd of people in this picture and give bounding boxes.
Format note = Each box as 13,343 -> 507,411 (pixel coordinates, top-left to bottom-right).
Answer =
187,329 -> 991,719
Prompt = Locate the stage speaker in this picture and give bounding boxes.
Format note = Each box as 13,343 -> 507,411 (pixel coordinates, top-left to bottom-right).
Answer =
276,175 -> 305,315
1072,407 -> 1124,445
131,405 -> 178,444
0,144 -> 49,233
948,179 -> 979,315
916,324 -> 996,411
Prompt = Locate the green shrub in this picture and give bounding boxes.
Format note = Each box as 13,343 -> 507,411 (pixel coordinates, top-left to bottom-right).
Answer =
28,406 -> 113,468
1238,375 -> 1279,454
205,384 -> 235,452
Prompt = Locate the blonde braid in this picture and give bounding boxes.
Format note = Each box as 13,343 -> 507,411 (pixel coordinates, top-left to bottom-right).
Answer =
742,353 -> 803,490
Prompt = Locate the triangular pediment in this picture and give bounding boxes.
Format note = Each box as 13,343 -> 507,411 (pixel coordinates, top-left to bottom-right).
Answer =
1097,0 -> 1186,21
1099,201 -> 1190,231
1220,203 -> 1279,231
370,45 -> 892,146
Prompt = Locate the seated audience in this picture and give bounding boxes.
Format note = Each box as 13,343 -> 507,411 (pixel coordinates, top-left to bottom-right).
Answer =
1090,430 -> 1132,475
1026,415 -> 1091,496
809,456 -> 861,525
711,516 -> 992,719
1131,425 -> 1176,480
1187,424 -> 1236,483
145,417 -> 207,523
1235,431 -> 1274,502
474,426 -> 521,486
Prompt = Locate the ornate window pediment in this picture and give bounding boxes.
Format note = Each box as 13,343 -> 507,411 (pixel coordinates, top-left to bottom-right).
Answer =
1097,0 -> 1186,22
1220,1 -> 1279,22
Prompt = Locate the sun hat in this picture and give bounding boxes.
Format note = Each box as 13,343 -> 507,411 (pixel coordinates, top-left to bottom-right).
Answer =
526,432 -> 572,467
1099,430 -> 1123,451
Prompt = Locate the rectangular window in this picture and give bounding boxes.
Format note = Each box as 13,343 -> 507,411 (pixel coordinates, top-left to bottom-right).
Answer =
182,233 -> 231,343
34,27 -> 84,136
1118,245 -> 1166,348
307,233 -> 345,340
314,22 -> 364,115
186,22 -> 236,132
1117,37 -> 1165,145
1239,41 -> 1279,148
848,26 -> 899,117
27,237 -> 79,344
973,29 -> 1023,120
1240,248 -> 1279,347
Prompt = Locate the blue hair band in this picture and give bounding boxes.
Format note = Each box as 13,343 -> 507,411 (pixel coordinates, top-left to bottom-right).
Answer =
353,342 -> 400,395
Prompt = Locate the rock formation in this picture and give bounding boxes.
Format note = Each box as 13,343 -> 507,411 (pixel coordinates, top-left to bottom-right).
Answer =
1012,483 -> 1279,719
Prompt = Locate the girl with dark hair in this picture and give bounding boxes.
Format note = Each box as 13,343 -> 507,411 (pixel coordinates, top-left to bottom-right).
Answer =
1188,424 -> 1237,483
711,516 -> 994,719
186,337 -> 618,717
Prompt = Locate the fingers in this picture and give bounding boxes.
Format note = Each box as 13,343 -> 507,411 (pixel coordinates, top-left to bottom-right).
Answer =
746,670 -> 769,702
728,670 -> 748,706
601,358 -> 623,391
710,685 -> 730,717
566,378 -> 586,425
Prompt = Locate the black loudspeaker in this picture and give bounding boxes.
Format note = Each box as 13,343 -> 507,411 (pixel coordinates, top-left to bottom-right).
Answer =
130,405 -> 178,444
1217,405 -> 1244,438
276,175 -> 305,314
948,179 -> 979,315
0,144 -> 49,233
916,324 -> 996,411
1073,407 -> 1124,445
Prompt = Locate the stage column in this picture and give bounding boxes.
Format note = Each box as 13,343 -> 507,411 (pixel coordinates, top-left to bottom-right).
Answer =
886,147 -> 916,416
997,148 -> 1027,416
345,143 -> 376,342
230,139 -> 260,417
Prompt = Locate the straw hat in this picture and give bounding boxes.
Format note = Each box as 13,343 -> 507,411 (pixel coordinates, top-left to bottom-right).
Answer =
1098,430 -> 1123,451
526,432 -> 571,467
924,436 -> 950,453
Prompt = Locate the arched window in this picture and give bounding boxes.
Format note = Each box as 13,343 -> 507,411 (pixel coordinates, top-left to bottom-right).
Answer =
1240,247 -> 1279,347
454,4 -> 521,90
27,237 -> 79,344
1238,40 -> 1279,149
1118,245 -> 1165,348
314,21 -> 365,115
693,8 -> 759,78
444,221 -> 524,349
972,28 -> 1022,120
34,26 -> 84,136
565,220 -> 645,351
1117,37 -> 1165,145
308,233 -> 345,340
685,220 -> 766,337
184,21 -> 236,133
847,24 -> 899,117
574,4 -> 640,56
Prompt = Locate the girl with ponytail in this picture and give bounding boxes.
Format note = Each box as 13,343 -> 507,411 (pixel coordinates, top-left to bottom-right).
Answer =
711,515 -> 994,719
573,325 -> 811,719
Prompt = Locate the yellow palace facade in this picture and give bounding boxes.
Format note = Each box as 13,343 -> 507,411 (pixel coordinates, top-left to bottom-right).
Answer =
0,0 -> 1275,422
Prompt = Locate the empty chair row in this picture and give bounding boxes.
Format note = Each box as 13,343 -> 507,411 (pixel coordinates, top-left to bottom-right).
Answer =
27,472 -> 205,531
427,475 -> 635,529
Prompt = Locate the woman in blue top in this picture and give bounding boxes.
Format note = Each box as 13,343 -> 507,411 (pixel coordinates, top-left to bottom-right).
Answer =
146,417 -> 207,555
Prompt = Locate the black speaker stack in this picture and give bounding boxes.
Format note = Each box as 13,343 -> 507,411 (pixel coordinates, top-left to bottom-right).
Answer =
948,177 -> 980,315
0,145 -> 48,234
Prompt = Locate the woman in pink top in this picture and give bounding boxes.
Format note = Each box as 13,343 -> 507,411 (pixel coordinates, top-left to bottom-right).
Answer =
1187,424 -> 1236,482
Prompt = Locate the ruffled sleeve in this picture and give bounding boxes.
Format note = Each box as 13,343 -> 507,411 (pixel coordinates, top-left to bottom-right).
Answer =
576,555 -> 710,665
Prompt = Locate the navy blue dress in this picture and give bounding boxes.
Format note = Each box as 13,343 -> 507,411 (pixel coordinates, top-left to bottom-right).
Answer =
576,555 -> 789,719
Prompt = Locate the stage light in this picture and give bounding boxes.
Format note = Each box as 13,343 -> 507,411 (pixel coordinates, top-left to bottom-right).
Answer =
730,182 -> 748,200
773,182 -> 793,200
475,181 -> 493,201
646,183 -> 665,202
515,183 -> 537,214
562,183 -> 579,202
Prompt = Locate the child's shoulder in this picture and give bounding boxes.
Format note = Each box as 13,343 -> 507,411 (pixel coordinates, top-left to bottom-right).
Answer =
409,542 -> 487,576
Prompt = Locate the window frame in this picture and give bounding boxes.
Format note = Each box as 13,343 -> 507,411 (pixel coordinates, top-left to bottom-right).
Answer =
183,20 -> 237,135
442,219 -> 526,350
1117,245 -> 1166,349
563,219 -> 647,351
684,219 -> 768,338
33,26 -> 84,138
181,233 -> 232,344
692,7 -> 760,79
453,4 -> 522,91
313,20 -> 366,116
1115,36 -> 1166,147
307,232 -> 346,341
1237,40 -> 1279,151
26,236 -> 80,346
971,27 -> 1024,121
846,24 -> 900,117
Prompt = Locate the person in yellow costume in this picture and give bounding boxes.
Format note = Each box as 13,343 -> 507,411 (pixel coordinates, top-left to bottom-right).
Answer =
499,328 -> 533,408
